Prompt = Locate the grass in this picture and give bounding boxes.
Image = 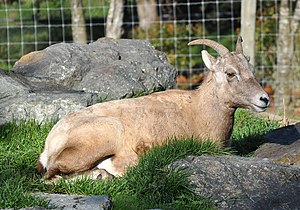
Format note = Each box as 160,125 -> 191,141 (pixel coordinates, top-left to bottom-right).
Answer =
0,109 -> 279,209
0,120 -> 54,208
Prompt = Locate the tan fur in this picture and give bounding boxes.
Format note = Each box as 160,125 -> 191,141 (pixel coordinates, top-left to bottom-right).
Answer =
38,38 -> 270,180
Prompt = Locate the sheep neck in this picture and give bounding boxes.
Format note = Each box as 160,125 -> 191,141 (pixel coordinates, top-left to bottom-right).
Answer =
192,79 -> 236,142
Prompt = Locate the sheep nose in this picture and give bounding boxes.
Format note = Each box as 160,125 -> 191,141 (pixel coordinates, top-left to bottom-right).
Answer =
260,95 -> 270,106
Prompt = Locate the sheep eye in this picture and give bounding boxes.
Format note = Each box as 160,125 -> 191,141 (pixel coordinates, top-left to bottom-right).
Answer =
226,72 -> 236,79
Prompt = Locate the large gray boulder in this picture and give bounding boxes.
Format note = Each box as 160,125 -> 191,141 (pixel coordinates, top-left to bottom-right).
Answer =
171,155 -> 300,210
0,70 -> 30,98
0,69 -> 98,125
12,38 -> 176,100
0,38 -> 176,125
0,91 -> 97,125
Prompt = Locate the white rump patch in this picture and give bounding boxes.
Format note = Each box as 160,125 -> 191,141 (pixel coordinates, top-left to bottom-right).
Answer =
96,157 -> 120,177
39,150 -> 48,169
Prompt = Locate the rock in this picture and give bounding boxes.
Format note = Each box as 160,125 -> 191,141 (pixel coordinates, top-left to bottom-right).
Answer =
0,38 -> 176,125
2,207 -> 47,210
0,70 -> 30,99
12,38 -> 177,100
171,155 -> 300,210
255,122 -> 300,165
33,193 -> 112,210
0,91 -> 98,125
0,68 -> 98,125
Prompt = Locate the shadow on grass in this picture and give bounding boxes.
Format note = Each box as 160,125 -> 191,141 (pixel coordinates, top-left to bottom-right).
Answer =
230,109 -> 280,156
231,134 -> 270,156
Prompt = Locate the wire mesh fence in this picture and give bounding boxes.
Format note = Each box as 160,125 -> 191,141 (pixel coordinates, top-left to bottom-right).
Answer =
0,0 -> 299,117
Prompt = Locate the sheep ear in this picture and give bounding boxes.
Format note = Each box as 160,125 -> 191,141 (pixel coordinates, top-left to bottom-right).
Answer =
201,50 -> 216,70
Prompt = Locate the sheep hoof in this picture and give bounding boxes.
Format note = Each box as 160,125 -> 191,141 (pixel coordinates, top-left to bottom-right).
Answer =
44,175 -> 62,185
89,169 -> 114,180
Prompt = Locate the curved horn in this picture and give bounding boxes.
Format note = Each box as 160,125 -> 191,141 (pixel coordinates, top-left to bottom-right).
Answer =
188,39 -> 230,56
235,36 -> 243,54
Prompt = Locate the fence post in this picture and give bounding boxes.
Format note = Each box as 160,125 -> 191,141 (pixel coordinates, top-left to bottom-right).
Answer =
71,0 -> 87,44
241,0 -> 257,65
106,0 -> 124,39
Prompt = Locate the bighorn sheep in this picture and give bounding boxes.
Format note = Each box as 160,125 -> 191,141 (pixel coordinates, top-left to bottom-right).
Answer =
37,37 -> 270,180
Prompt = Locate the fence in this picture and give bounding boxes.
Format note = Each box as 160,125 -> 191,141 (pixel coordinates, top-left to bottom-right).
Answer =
0,0 -> 299,117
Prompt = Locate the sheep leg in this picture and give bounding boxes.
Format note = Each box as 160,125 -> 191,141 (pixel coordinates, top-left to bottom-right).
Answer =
45,145 -> 113,180
68,168 -> 114,180
44,117 -> 125,180
43,168 -> 113,184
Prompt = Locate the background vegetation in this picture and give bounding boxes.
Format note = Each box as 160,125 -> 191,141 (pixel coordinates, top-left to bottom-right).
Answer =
0,0 -> 109,70
0,1 -> 279,74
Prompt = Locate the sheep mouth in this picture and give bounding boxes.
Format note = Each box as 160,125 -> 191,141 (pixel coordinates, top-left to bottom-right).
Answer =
252,104 -> 268,112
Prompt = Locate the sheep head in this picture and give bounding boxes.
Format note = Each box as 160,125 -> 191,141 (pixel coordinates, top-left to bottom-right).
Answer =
188,37 -> 269,112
